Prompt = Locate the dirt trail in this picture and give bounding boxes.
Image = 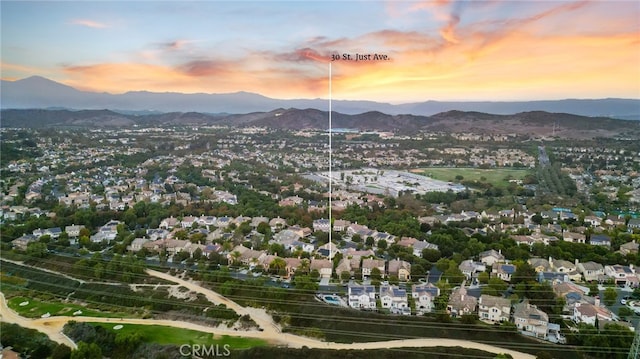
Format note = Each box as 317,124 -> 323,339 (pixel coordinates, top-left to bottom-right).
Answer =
0,268 -> 536,359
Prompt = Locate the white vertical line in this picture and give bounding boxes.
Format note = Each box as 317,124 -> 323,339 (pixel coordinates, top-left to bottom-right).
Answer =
329,62 -> 332,259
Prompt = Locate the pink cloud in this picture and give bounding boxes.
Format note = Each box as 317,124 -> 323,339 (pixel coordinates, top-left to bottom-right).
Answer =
70,19 -> 108,29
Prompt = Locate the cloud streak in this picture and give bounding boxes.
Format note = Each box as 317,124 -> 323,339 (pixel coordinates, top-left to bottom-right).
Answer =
70,19 -> 108,28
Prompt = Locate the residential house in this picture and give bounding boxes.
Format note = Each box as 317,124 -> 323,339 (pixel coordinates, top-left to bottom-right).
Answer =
11,234 -> 37,251
347,223 -> 375,238
348,284 -> 376,309
269,217 -> 287,232
479,249 -> 505,266
250,216 -> 269,228
160,217 -> 179,229
272,229 -> 302,246
412,283 -> 440,315
289,225 -> 312,238
129,237 -> 149,252
528,258 -> 551,273
283,257 -> 303,278
362,258 -> 385,279
91,220 -> 120,243
549,258 -> 581,282
478,294 -> 511,323
447,284 -> 477,317
573,301 -> 614,325
216,216 -> 232,228
335,258 -> 352,277
164,239 -> 190,256
411,240 -> 439,257
576,261 -> 605,282
563,232 -> 586,244
147,228 -> 170,241
33,227 -> 62,239
459,260 -> 486,280
628,218 -> 640,232
316,242 -> 338,259
379,285 -> 409,314
590,234 -> 611,248
513,300 -> 549,339
388,259 -> 411,281
619,240 -> 639,256
180,216 -> 197,228
583,215 -> 602,227
65,224 -> 85,238
373,231 -> 395,245
492,263 -> 516,282
310,258 -> 333,278
605,215 -> 626,227
312,219 -> 331,232
332,219 -> 351,232
197,215 -> 217,228
604,265 -> 639,287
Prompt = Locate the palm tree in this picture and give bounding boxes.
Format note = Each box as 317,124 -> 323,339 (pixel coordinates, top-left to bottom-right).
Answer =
230,250 -> 241,266
269,257 -> 287,276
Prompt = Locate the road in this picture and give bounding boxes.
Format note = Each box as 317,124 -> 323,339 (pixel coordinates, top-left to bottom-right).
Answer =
0,268 -> 537,359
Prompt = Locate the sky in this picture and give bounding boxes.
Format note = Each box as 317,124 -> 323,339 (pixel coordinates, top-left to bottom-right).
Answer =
1,0 -> 639,103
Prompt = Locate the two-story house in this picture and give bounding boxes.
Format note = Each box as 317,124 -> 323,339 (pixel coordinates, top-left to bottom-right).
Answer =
362,258 -> 385,279
379,285 -> 409,314
479,249 -> 505,266
388,259 -> 411,281
478,294 -> 511,323
412,283 -> 440,315
310,258 -> 333,279
513,299 -> 549,340
492,263 -> 516,282
348,284 -> 376,309
604,264 -> 639,287
576,261 -> 605,282
447,284 -> 477,317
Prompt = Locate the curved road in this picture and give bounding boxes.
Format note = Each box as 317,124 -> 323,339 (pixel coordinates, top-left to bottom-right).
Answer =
0,269 -> 536,359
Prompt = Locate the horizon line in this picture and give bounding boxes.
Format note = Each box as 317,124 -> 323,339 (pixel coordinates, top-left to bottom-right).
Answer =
3,76 -> 639,105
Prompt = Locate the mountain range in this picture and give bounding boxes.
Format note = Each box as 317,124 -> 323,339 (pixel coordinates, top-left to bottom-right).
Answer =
2,107 -> 639,140
2,76 -> 639,120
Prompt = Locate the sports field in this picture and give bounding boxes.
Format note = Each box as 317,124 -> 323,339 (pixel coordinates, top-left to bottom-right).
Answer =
412,167 -> 532,189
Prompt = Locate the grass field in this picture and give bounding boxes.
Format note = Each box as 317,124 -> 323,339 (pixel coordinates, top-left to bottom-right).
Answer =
413,167 -> 532,189
7,296 -> 129,319
89,323 -> 267,348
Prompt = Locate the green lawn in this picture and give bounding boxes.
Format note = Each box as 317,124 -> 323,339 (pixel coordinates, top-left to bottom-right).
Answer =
415,167 -> 532,189
89,323 -> 267,348
7,296 -> 129,319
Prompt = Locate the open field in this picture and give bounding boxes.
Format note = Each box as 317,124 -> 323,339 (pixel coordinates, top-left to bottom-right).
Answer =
412,167 -> 532,189
89,322 -> 267,348
7,296 -> 129,319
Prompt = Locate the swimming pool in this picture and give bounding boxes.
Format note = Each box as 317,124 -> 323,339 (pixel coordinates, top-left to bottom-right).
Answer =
323,295 -> 341,305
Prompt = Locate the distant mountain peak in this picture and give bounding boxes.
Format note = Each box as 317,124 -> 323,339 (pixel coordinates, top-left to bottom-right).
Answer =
1,76 -> 639,120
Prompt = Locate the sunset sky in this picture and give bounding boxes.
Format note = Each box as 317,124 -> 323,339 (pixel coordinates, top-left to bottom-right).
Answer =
2,1 -> 639,103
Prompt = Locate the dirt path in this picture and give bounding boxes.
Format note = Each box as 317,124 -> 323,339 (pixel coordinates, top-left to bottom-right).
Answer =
0,269 -> 536,359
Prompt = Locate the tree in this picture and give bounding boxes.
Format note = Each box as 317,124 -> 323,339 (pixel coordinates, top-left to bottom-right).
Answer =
422,248 -> 441,262
370,267 -> 382,281
603,287 -> 618,306
377,239 -> 388,250
269,257 -> 287,276
26,241 -> 48,258
478,271 -> 490,284
340,271 -> 351,282
483,277 -> 508,296
71,342 -> 102,359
